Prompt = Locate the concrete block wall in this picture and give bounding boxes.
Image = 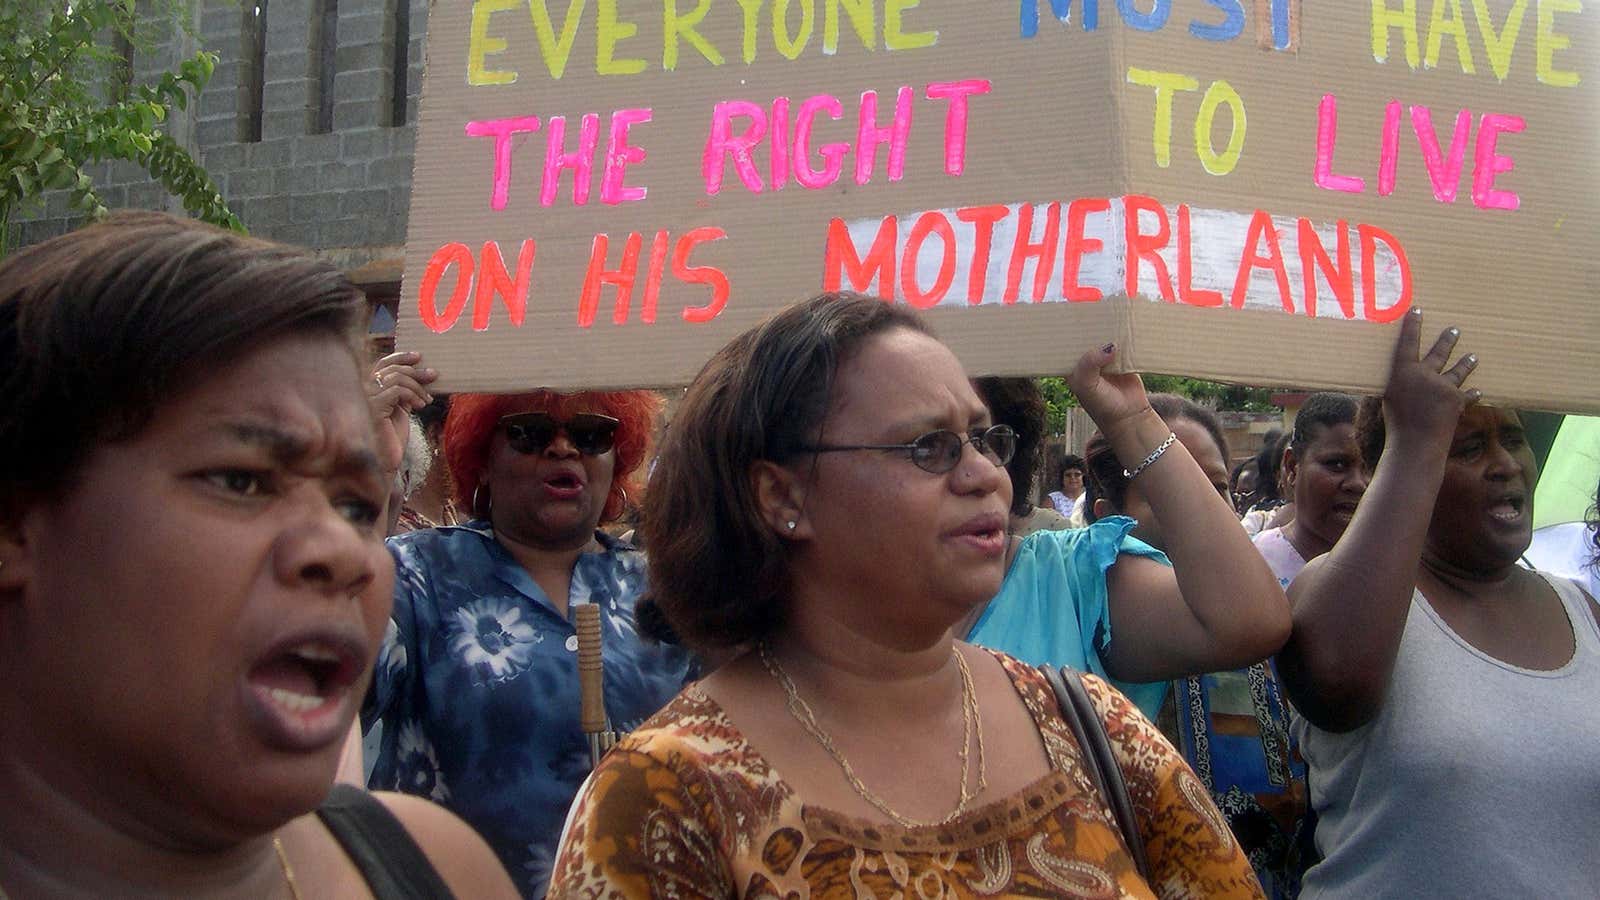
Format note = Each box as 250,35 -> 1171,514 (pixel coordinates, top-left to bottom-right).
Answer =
8,0 -> 429,267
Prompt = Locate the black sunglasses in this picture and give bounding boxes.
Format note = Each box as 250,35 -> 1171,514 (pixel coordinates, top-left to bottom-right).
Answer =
500,412 -> 620,457
798,425 -> 1017,475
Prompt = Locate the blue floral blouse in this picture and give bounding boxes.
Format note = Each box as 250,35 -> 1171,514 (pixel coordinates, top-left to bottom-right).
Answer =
363,522 -> 695,898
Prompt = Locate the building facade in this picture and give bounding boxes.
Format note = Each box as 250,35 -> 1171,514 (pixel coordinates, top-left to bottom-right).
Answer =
9,0 -> 428,299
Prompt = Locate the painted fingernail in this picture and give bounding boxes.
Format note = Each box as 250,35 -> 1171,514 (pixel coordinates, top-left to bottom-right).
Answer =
1465,354 -> 1478,365
1410,307 -> 1423,316
1447,327 -> 1460,337
1101,343 -> 1116,354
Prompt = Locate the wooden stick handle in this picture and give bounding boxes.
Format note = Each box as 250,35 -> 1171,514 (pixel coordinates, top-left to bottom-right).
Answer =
575,603 -> 607,735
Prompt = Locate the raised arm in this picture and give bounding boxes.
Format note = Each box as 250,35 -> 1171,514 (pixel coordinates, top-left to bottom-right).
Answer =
1069,345 -> 1290,682
1277,309 -> 1478,733
368,350 -> 437,476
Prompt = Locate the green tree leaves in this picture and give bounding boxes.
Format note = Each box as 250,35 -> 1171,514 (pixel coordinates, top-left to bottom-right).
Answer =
0,0 -> 241,256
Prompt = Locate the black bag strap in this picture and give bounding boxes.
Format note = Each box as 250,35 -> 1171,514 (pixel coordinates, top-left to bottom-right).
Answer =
1043,665 -> 1152,882
316,784 -> 457,900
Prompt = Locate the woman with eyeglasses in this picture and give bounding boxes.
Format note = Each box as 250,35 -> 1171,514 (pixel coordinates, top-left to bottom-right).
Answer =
363,375 -> 695,898
548,293 -> 1265,898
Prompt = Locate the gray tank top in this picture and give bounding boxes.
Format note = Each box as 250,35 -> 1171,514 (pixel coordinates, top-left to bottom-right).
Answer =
1293,573 -> 1600,898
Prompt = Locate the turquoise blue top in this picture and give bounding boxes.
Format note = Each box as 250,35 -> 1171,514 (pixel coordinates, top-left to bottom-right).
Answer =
966,516 -> 1170,719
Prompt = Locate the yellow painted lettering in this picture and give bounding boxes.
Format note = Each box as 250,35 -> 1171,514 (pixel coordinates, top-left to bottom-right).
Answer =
1537,0 -> 1582,86
1371,0 -> 1421,68
1425,0 -> 1476,73
1195,79 -> 1246,176
736,0 -> 765,63
773,0 -> 815,59
1127,67 -> 1200,169
468,0 -> 519,85
596,0 -> 646,74
824,0 -> 876,53
1470,0 -> 1530,81
884,0 -> 937,50
664,0 -> 724,69
528,0 -> 586,79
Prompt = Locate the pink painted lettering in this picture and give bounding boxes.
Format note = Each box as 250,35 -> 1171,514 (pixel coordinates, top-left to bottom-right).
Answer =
1473,113 -> 1524,211
465,116 -> 541,211
1314,94 -> 1365,194
600,107 -> 651,205
925,80 -> 992,177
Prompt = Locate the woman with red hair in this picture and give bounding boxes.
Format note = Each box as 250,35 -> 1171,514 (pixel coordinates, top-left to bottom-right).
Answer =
364,358 -> 694,899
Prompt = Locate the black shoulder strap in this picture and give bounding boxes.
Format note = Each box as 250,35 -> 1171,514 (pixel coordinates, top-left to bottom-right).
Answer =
317,785 -> 457,900
1043,666 -> 1153,881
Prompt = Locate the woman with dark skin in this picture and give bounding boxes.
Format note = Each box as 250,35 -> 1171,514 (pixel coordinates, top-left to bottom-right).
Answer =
363,360 -> 693,898
1248,395 -> 1367,596
1262,393 -> 1368,570
0,213 -> 515,899
1231,460 -> 1259,516
1281,309 -> 1600,896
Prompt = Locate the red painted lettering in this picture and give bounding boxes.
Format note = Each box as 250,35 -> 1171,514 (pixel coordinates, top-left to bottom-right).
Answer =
577,232 -> 644,327
1359,223 -> 1412,323
900,211 -> 957,308
1297,218 -> 1354,319
675,227 -> 731,323
1005,203 -> 1061,304
1123,195 -> 1176,303
472,239 -> 534,331
418,242 -> 475,333
1063,198 -> 1109,303
956,205 -> 1009,304
1175,204 -> 1223,307
823,216 -> 896,297
1231,209 -> 1293,312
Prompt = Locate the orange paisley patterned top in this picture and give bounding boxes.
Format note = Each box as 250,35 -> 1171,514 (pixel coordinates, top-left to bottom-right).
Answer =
549,651 -> 1263,899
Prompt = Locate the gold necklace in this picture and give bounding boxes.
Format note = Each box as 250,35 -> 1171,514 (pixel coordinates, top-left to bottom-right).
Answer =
274,836 -> 305,900
0,841 -> 302,900
760,643 -> 987,828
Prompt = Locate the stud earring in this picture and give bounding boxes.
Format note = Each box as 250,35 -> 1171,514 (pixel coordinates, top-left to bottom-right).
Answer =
786,521 -> 797,531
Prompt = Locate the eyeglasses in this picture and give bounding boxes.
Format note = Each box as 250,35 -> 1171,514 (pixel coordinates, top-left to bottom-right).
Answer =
500,412 -> 620,457
798,425 -> 1016,475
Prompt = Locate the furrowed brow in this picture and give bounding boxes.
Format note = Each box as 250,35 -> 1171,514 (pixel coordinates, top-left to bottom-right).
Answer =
224,422 -> 382,481
225,422 -> 312,461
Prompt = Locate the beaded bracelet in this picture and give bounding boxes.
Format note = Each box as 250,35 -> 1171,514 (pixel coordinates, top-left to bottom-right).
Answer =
1123,431 -> 1177,480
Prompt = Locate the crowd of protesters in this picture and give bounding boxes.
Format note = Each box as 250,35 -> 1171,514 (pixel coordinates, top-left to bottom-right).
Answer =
0,213 -> 1596,899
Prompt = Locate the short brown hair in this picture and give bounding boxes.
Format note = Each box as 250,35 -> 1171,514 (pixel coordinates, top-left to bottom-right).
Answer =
0,212 -> 365,514
640,293 -> 930,651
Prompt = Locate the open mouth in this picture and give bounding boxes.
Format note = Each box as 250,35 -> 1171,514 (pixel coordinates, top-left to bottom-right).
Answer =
243,635 -> 365,750
947,513 -> 1008,556
1489,494 -> 1526,524
542,470 -> 586,500
250,643 -> 354,712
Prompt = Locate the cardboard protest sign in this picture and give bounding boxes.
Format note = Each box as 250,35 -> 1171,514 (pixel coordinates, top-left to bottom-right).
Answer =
399,1 -> 1598,414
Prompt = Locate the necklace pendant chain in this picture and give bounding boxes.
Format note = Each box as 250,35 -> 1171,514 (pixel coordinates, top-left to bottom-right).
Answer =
760,643 -> 987,829
274,835 -> 305,900
0,840 -> 305,900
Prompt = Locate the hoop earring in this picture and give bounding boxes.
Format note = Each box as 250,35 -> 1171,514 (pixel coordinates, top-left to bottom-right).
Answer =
472,484 -> 491,518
